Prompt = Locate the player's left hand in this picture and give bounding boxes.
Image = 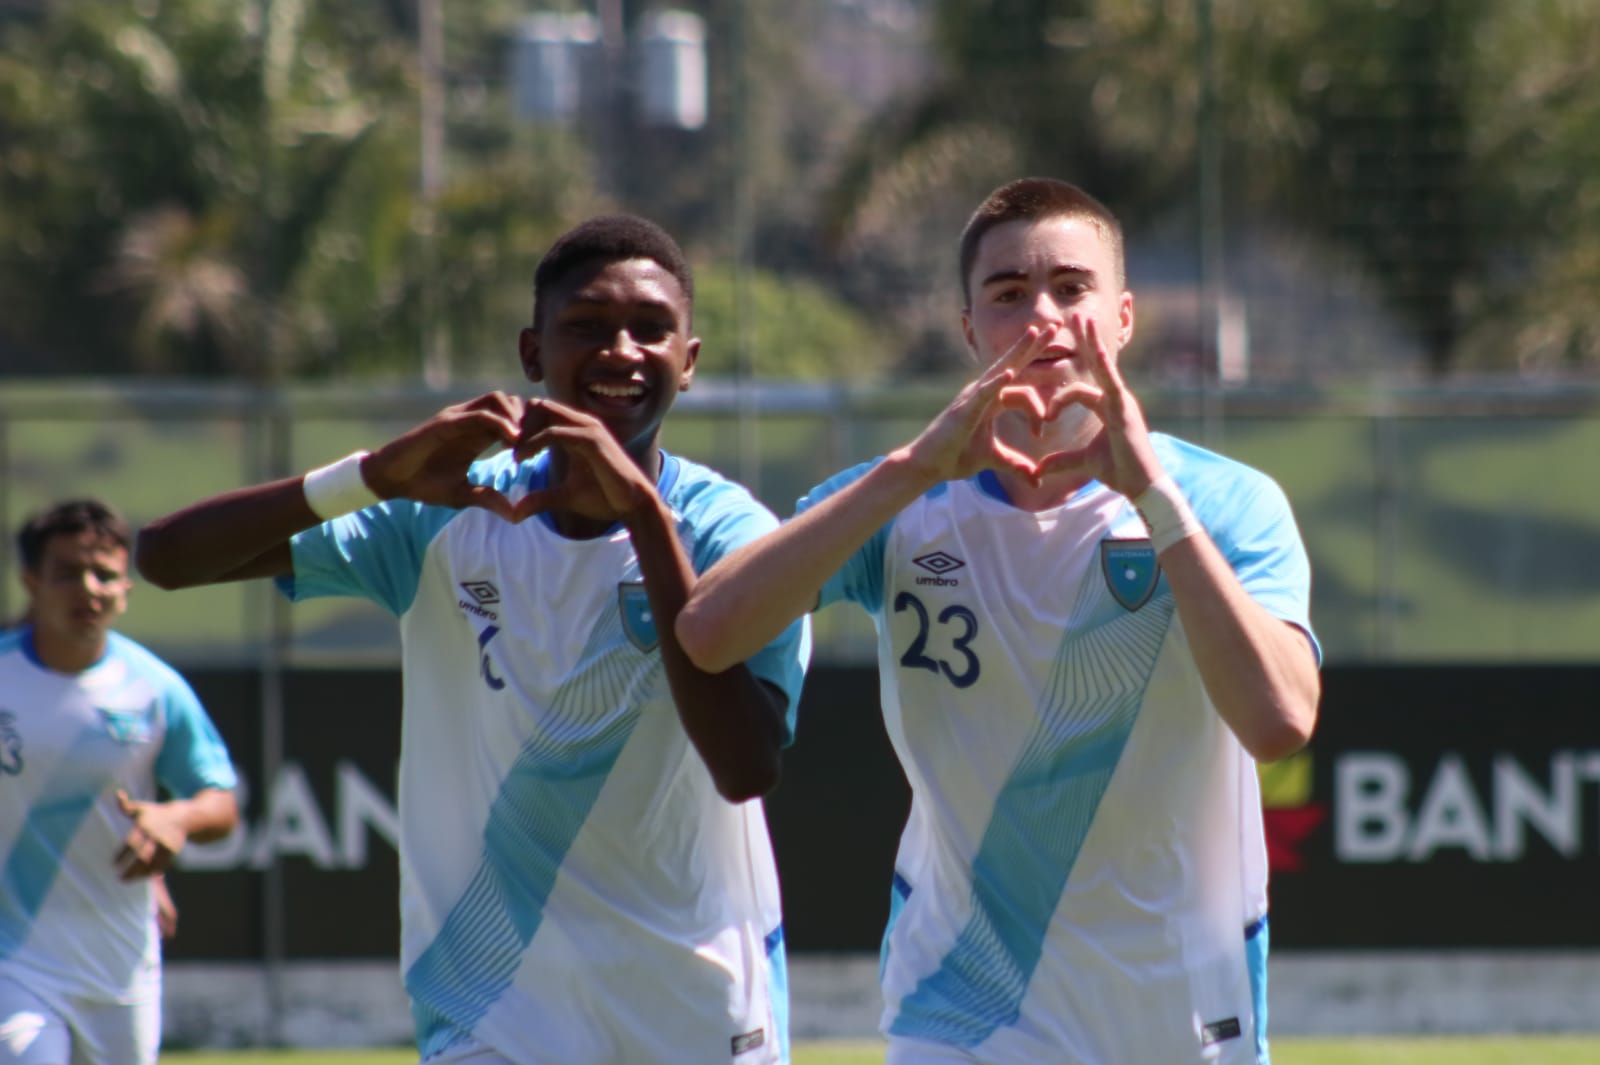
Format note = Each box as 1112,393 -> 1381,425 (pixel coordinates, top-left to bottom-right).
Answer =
114,790 -> 190,881
152,874 -> 179,938
1032,315 -> 1167,499
511,399 -> 657,524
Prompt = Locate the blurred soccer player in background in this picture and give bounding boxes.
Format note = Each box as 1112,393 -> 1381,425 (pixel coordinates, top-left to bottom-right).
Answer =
0,499 -> 239,1065
679,178 -> 1322,1065
136,215 -> 811,1065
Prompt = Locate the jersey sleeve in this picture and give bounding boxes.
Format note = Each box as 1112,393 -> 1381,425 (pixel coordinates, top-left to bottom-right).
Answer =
793,458 -> 893,615
274,457 -> 516,614
153,675 -> 238,798
1174,454 -> 1322,664
675,474 -> 812,745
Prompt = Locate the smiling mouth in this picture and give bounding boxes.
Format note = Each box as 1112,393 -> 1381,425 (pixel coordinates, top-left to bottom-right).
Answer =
585,380 -> 648,407
1028,351 -> 1075,366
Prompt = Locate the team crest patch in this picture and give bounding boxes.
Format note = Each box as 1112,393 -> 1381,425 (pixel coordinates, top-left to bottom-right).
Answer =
1100,539 -> 1160,611
617,582 -> 659,652
98,707 -> 154,746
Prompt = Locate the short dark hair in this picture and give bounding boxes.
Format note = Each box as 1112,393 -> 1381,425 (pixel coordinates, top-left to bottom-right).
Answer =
957,178 -> 1126,305
17,499 -> 130,572
531,214 -> 694,329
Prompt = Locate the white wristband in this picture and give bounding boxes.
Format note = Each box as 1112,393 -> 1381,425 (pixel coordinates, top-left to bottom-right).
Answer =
1133,475 -> 1203,554
302,451 -> 380,520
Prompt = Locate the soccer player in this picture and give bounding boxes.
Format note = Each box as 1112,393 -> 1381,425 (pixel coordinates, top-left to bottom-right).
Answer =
0,499 -> 239,1065
677,178 -> 1322,1065
135,215 -> 811,1065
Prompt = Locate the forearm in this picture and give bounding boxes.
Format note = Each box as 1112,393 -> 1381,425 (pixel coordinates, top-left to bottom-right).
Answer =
626,497 -> 787,802
678,449 -> 937,673
137,478 -> 315,588
1159,535 -> 1321,762
163,788 -> 240,846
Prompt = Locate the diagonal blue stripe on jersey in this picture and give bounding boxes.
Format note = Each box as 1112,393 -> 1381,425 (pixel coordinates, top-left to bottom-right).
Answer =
406,605 -> 663,1057
0,729 -> 118,958
891,591 -> 1175,1047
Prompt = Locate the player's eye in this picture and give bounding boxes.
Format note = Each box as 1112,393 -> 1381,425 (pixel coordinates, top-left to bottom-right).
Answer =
629,319 -> 672,344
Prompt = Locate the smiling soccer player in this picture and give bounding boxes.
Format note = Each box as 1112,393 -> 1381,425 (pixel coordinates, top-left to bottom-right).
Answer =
136,216 -> 811,1065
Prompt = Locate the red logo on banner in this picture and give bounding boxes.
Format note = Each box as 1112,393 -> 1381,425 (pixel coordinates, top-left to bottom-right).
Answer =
1260,751 -> 1328,873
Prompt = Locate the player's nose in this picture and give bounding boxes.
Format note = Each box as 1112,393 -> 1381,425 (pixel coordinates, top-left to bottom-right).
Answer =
1031,290 -> 1067,327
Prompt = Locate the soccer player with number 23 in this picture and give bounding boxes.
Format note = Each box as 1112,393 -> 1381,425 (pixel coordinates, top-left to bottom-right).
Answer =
679,178 -> 1322,1065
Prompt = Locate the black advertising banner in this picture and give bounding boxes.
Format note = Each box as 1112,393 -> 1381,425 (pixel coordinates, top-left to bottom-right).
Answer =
1264,665 -> 1600,948
164,669 -> 402,961
161,665 -> 1600,960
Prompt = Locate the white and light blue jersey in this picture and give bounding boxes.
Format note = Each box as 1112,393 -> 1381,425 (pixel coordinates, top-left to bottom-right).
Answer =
280,449 -> 811,1065
800,433 -> 1318,1065
0,628 -> 237,1005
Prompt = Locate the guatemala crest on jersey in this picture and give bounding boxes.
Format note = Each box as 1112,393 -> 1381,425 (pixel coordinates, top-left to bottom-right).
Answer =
1100,539 -> 1160,611
98,706 -> 155,745
616,581 -> 659,652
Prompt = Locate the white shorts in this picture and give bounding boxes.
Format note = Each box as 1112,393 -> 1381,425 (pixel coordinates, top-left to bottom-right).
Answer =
0,977 -> 159,1065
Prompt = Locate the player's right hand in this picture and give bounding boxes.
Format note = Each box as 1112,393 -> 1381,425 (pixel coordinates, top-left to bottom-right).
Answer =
363,392 -> 530,521
903,324 -> 1098,484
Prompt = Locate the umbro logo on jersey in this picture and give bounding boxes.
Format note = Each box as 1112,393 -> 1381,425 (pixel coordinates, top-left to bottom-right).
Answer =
458,580 -> 500,620
460,580 -> 500,605
913,550 -> 965,587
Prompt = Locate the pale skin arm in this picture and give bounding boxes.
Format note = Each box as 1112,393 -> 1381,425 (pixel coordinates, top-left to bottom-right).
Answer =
677,325 -> 1076,674
114,787 -> 239,881
514,400 -> 791,802
1030,316 -> 1321,762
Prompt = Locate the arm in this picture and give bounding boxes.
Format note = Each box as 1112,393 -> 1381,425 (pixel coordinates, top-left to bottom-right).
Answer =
678,453 -> 934,674
1157,534 -> 1320,762
137,392 -> 531,589
1036,315 -> 1321,761
114,787 -> 239,880
678,325 -> 1070,673
514,400 -> 795,802
625,493 -> 790,801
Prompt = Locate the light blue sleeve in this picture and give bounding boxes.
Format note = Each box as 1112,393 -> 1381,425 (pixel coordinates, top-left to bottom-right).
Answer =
793,458 -> 891,615
274,455 -> 519,614
150,669 -> 238,799
1163,438 -> 1322,664
672,468 -> 812,745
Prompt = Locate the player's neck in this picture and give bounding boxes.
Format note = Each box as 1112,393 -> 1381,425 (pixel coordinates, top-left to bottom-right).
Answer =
545,441 -> 662,541
992,412 -> 1098,511
992,466 -> 1094,512
29,624 -> 109,674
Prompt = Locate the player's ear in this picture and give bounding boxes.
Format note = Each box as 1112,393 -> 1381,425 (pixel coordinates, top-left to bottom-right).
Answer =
519,327 -> 543,383
960,309 -> 979,362
1118,291 -> 1134,349
679,336 -> 700,392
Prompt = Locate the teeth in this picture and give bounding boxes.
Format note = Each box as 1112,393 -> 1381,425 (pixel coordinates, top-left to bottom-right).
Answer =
589,382 -> 644,399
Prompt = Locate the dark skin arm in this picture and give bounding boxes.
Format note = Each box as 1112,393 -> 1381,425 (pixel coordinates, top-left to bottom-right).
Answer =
136,393 -> 534,588
139,390 -> 788,802
516,399 -> 788,802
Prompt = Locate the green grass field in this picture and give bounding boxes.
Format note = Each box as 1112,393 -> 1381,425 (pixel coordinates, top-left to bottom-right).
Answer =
157,1036 -> 1600,1064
